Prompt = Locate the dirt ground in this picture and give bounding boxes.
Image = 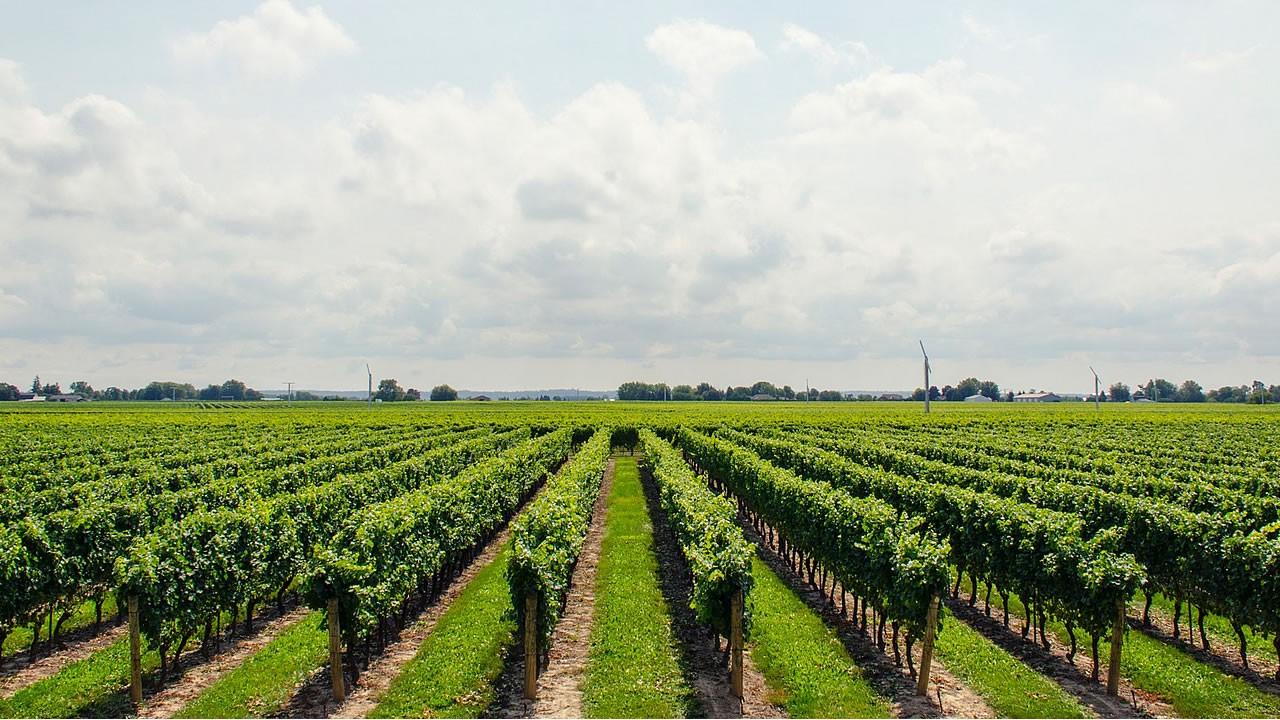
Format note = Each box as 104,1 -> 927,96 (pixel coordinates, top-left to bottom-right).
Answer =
486,458 -> 616,719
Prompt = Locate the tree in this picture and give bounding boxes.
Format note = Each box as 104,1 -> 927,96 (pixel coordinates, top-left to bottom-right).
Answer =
750,381 -> 779,398
978,380 -> 1001,400
1177,380 -> 1205,403
671,384 -> 696,401
69,381 -> 95,398
100,386 -> 125,401
1142,378 -> 1177,402
928,386 -> 940,401
1108,382 -> 1131,403
220,379 -> 249,401
0,383 -> 19,401
781,385 -> 796,400
1208,385 -> 1246,403
404,388 -> 421,401
817,389 -> 843,401
140,381 -> 196,401
956,377 -> 982,400
695,382 -> 722,401
911,388 -> 926,401
429,384 -> 457,401
30,376 -> 41,393
41,382 -> 61,396
375,378 -> 405,402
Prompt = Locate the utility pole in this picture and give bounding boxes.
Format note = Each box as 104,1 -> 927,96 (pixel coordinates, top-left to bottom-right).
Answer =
919,341 -> 931,414
367,364 -> 373,410
1090,367 -> 1100,410
284,381 -> 295,407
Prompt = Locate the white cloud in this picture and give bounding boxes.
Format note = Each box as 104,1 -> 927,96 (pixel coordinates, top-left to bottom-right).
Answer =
1101,81 -> 1174,120
1183,46 -> 1259,74
0,58 -> 28,101
173,0 -> 356,80
646,19 -> 761,106
2,12 -> 1277,392
778,24 -> 872,70
961,13 -> 1046,52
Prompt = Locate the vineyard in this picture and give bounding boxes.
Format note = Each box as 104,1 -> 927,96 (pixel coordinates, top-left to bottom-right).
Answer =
1,402 -> 1279,719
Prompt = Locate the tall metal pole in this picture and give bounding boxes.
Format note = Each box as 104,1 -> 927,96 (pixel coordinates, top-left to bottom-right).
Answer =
1090,367 -> 1100,410
284,381 -> 295,407
920,341 -> 931,414
367,364 -> 373,410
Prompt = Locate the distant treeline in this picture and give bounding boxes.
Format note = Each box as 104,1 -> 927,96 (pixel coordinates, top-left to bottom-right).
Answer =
618,381 -> 856,402
619,377 -> 1279,403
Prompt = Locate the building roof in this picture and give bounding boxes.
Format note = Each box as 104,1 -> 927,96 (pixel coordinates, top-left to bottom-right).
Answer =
964,394 -> 993,402
1014,392 -> 1060,401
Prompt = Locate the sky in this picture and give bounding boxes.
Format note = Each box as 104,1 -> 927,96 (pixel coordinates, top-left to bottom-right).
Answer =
1,1 -> 1277,394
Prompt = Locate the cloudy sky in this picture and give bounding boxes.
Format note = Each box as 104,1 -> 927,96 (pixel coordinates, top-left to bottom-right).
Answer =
2,2 -> 1277,394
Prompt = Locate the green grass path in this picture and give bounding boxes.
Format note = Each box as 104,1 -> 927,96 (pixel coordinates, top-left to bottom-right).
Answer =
173,611 -> 328,718
0,633 -> 158,718
980,582 -> 1280,718
933,606 -> 1089,718
581,455 -> 694,718
746,555 -> 891,718
368,543 -> 518,718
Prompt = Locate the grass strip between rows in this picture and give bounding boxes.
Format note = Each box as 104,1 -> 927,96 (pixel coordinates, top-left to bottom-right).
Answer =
367,544 -> 516,718
932,607 -> 1088,718
2,595 -> 120,658
983,581 -> 1280,718
173,610 -> 327,718
0,634 -> 158,718
746,555 -> 891,718
581,455 -> 694,719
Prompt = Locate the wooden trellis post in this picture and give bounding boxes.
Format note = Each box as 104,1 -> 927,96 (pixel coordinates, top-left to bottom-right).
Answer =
524,593 -> 538,699
128,595 -> 143,706
916,595 -> 940,696
731,589 -> 744,698
1107,597 -> 1124,696
327,598 -> 345,702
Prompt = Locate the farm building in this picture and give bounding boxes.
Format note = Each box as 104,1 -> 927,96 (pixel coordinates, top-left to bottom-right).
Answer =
964,394 -> 993,402
1013,392 -> 1061,403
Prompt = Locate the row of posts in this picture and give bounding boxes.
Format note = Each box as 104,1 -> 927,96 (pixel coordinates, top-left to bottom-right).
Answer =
125,584 -> 1125,707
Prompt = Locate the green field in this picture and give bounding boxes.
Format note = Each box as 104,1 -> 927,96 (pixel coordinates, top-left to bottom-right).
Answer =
2,401 -> 1277,718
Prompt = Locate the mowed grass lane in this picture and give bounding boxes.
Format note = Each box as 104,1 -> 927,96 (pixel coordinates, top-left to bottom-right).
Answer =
746,555 -> 891,718
367,544 -> 518,719
933,606 -> 1088,718
581,456 -> 694,718
173,611 -> 327,719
